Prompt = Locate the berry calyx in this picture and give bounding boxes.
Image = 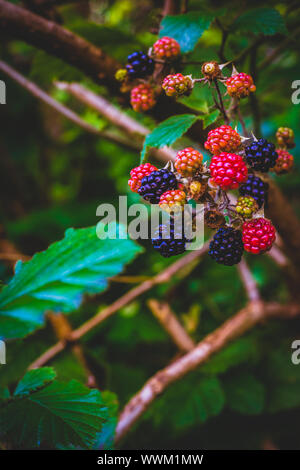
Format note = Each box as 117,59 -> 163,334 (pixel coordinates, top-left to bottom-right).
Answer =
159,189 -> 186,212
152,220 -> 188,258
204,209 -> 225,229
209,152 -> 248,190
209,226 -> 244,266
201,61 -> 221,80
162,73 -> 193,98
239,175 -> 268,209
242,217 -> 276,254
276,127 -> 295,149
174,147 -> 203,176
245,138 -> 278,172
130,84 -> 156,112
235,196 -> 258,219
188,180 -> 207,200
126,51 -> 154,79
271,149 -> 294,175
226,72 -> 256,99
153,37 -> 180,59
128,163 -> 158,192
204,125 -> 241,155
138,169 -> 177,204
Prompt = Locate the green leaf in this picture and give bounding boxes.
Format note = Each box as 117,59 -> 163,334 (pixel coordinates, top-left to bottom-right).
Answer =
0,387 -> 10,402
268,382 -> 300,413
93,391 -> 118,450
223,372 -> 265,415
150,375 -> 225,432
160,12 -> 214,53
141,114 -> 197,163
30,51 -> 84,86
0,225 -> 142,339
14,367 -> 57,397
232,8 -> 287,36
201,337 -> 261,375
0,375 -> 111,449
201,109 -> 220,129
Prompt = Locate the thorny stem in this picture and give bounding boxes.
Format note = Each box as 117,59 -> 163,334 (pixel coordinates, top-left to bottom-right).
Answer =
214,79 -> 229,124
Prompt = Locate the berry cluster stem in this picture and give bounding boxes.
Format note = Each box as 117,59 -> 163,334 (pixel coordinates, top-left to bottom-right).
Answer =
214,79 -> 229,124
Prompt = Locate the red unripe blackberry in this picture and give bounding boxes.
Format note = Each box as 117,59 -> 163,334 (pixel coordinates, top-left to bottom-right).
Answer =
175,147 -> 203,176
159,189 -> 186,212
226,72 -> 256,99
209,152 -> 248,190
242,218 -> 276,254
130,84 -> 156,112
276,127 -> 295,149
162,73 -> 193,98
128,163 -> 158,192
271,149 -> 294,175
205,125 -> 241,154
153,37 -> 180,59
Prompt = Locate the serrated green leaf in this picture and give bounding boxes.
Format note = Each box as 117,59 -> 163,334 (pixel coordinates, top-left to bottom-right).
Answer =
141,114 -> 197,163
0,378 -> 110,449
201,109 -> 220,129
93,391 -> 118,450
232,8 -> 287,36
14,367 -> 57,397
201,337 -> 260,375
160,12 -> 214,53
150,374 -> 225,432
0,225 -> 142,339
223,372 -> 265,415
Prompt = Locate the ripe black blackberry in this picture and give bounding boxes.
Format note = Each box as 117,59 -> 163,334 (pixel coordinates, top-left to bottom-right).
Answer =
239,174 -> 268,208
152,221 -> 187,258
208,227 -> 243,266
245,138 -> 278,172
126,51 -> 154,79
138,169 -> 177,204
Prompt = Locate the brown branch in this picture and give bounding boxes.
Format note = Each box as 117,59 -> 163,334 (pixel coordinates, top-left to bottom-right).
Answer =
147,299 -> 196,352
28,243 -> 209,369
115,300 -> 300,443
237,259 -> 260,302
0,0 -> 120,90
55,81 -> 177,162
0,61 -> 139,152
47,313 -> 98,387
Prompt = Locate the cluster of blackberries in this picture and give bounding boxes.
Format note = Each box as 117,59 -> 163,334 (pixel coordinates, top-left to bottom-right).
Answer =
122,37 -> 294,265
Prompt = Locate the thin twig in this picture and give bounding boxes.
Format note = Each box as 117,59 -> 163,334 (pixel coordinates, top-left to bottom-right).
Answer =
147,299 -> 196,352
55,81 -> 177,162
237,259 -> 260,302
0,61 -> 138,152
28,243 -> 209,369
214,79 -> 229,124
115,301 -> 300,443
